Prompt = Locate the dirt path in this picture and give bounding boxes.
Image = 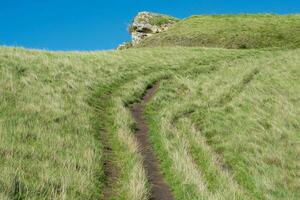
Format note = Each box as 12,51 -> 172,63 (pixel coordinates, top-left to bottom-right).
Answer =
131,83 -> 174,200
102,142 -> 118,199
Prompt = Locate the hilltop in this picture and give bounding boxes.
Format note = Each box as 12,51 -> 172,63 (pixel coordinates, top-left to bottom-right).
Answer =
130,13 -> 300,49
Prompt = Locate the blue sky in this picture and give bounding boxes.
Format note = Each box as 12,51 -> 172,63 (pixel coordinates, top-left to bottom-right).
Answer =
0,0 -> 299,51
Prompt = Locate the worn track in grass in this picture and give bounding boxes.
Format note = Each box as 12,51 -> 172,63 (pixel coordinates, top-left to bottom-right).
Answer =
131,82 -> 174,200
95,86 -> 118,200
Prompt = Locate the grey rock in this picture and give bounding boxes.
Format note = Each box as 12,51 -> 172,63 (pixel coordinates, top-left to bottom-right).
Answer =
117,11 -> 178,49
130,12 -> 177,45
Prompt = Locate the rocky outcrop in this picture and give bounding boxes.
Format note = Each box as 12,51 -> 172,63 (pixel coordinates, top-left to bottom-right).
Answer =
117,12 -> 178,49
130,12 -> 178,45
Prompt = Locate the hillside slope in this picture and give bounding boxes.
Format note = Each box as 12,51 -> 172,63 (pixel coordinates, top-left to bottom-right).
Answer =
137,14 -> 300,49
0,13 -> 300,200
1,46 -> 299,200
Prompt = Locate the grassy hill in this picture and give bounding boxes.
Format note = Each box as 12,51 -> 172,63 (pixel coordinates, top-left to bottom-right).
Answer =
137,14 -> 300,49
0,13 -> 299,200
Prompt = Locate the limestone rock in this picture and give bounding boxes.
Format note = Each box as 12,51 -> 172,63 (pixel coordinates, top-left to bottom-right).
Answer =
129,12 -> 178,45
117,11 -> 179,50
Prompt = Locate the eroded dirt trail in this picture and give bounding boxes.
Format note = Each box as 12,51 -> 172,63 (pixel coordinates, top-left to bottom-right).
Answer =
131,83 -> 174,200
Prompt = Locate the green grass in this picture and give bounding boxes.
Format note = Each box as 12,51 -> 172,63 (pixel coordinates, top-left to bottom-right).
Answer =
135,13 -> 179,26
146,48 -> 300,199
137,14 -> 300,49
0,13 -> 300,200
0,46 -> 249,199
148,15 -> 179,26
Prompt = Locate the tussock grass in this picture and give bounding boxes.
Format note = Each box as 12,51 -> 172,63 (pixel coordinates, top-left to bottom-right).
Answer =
1,46 -> 254,199
146,48 -> 300,199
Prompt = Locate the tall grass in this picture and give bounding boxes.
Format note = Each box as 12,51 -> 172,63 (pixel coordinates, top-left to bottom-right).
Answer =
0,45 -> 299,199
146,48 -> 300,199
0,46 -> 250,199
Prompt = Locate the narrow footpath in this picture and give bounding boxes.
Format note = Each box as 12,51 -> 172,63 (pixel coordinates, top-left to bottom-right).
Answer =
131,82 -> 174,200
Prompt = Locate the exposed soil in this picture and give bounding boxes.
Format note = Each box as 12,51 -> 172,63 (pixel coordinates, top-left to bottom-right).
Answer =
131,82 -> 174,200
102,145 -> 118,199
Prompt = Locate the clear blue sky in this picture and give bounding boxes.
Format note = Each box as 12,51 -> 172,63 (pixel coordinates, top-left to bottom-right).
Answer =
0,0 -> 299,51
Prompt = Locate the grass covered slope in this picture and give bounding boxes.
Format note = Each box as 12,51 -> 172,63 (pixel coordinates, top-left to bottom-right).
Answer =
0,46 -> 299,200
0,46 -> 252,199
146,49 -> 300,200
0,13 -> 300,200
137,14 -> 300,49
